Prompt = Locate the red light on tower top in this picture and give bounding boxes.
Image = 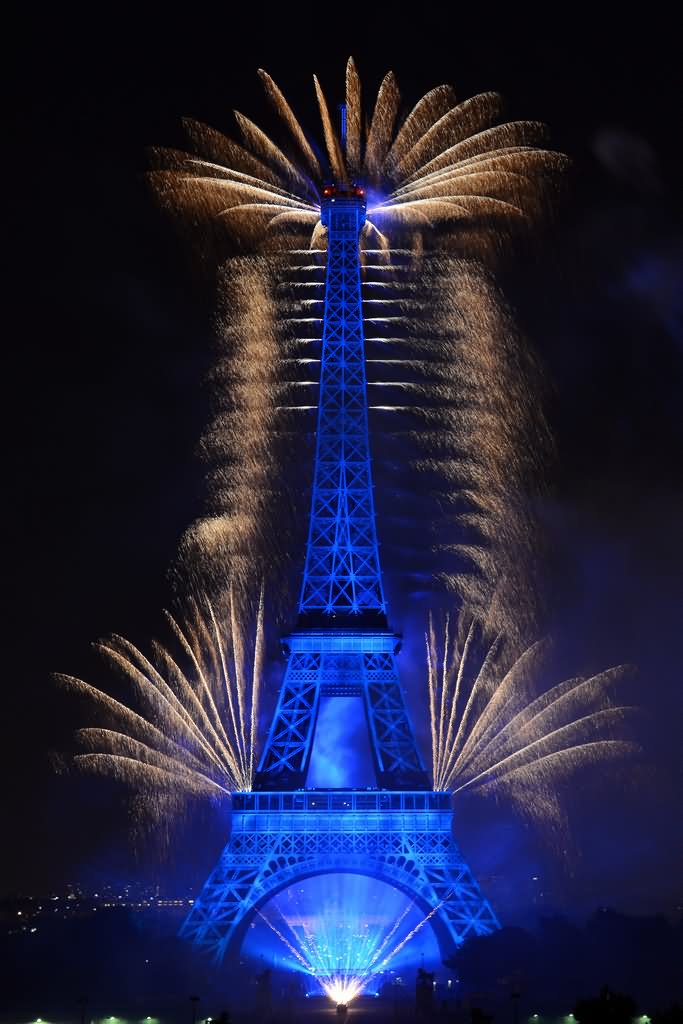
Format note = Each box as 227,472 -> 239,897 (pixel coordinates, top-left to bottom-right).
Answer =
321,183 -> 365,200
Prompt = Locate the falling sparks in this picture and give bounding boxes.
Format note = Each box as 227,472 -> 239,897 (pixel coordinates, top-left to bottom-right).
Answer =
368,255 -> 551,638
56,587 -> 264,830
174,257 -> 308,611
427,607 -> 638,833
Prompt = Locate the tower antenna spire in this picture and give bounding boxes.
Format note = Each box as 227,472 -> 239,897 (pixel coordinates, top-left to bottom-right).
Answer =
338,103 -> 347,151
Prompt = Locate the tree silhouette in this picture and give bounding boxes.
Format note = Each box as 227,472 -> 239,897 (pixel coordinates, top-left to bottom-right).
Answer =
574,985 -> 637,1023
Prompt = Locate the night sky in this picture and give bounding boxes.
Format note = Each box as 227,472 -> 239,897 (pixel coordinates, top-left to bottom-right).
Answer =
4,10 -> 682,921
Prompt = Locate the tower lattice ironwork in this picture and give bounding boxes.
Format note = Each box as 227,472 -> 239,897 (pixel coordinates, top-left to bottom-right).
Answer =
180,187 -> 499,964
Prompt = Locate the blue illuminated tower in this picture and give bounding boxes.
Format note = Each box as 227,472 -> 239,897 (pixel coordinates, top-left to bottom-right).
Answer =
180,185 -> 499,963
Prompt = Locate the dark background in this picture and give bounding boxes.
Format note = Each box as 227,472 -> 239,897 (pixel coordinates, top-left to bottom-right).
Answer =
4,8 -> 682,920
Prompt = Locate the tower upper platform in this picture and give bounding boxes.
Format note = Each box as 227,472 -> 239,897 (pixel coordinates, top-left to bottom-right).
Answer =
320,183 -> 367,227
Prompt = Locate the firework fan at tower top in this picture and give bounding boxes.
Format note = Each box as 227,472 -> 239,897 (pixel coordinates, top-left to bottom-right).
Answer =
150,57 -> 566,253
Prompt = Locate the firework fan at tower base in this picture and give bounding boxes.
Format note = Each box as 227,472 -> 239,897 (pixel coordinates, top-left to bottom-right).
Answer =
426,604 -> 640,848
55,585 -> 265,843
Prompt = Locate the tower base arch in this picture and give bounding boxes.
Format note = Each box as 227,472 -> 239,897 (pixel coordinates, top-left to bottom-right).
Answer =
180,789 -> 499,964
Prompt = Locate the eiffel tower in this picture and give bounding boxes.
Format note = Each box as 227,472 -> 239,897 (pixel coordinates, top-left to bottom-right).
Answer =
180,184 -> 499,964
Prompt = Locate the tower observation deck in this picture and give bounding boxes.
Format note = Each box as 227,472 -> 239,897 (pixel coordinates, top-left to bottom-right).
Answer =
180,184 -> 499,963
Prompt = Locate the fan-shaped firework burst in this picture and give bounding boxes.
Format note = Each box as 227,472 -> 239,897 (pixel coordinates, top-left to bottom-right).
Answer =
152,58 -> 561,633
151,57 -> 564,250
56,587 -> 264,833
427,607 -> 638,837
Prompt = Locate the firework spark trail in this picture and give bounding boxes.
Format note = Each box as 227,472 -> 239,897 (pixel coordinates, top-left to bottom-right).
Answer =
374,899 -> 445,970
428,607 -> 638,832
256,910 -> 314,973
366,901 -> 416,969
150,59 -> 562,628
55,587 -> 264,829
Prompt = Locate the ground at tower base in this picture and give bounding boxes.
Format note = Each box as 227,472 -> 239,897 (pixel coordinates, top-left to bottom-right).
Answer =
1,887 -> 681,1023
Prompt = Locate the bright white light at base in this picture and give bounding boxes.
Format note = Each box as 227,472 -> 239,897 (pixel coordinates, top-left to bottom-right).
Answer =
324,977 -> 365,1005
